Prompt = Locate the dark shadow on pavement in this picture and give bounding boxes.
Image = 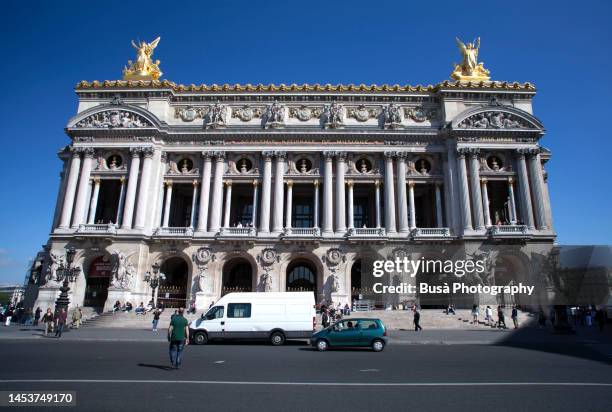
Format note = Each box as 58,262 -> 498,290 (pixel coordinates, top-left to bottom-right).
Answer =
138,363 -> 174,371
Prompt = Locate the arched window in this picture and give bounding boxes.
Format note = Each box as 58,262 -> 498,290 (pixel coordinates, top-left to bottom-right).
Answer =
286,261 -> 316,291
222,259 -> 253,295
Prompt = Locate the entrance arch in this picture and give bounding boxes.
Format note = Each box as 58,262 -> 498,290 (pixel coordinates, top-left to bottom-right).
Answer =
286,260 -> 317,292
222,258 -> 253,295
159,257 -> 189,308
84,255 -> 112,307
351,259 -> 362,301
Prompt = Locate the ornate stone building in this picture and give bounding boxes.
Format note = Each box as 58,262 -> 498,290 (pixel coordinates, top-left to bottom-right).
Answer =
29,39 -> 556,311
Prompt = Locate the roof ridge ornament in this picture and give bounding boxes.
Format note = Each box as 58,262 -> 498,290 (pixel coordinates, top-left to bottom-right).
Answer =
451,37 -> 491,82
122,37 -> 162,81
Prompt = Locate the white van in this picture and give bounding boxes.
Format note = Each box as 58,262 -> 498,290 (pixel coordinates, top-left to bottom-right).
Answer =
189,292 -> 316,346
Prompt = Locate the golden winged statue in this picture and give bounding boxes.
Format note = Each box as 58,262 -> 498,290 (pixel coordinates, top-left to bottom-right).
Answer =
451,37 -> 490,81
122,37 -> 163,81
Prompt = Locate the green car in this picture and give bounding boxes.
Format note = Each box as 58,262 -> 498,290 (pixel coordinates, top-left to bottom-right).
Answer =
310,318 -> 388,352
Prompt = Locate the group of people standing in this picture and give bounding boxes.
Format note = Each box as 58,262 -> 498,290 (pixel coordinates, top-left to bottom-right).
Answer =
320,302 -> 351,328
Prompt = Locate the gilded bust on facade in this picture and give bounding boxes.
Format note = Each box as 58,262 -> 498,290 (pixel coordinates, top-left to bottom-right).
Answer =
451,37 -> 490,81
123,37 -> 163,81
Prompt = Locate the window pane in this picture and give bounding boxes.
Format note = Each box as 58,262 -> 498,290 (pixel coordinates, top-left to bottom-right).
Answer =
227,303 -> 252,318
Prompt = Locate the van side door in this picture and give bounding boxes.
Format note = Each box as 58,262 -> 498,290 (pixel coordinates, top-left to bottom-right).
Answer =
223,303 -> 252,339
201,305 -> 225,338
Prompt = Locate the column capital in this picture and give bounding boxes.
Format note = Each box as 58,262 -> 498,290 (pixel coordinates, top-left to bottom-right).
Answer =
74,147 -> 95,157
192,179 -> 198,187
408,181 -> 415,188
201,150 -> 215,159
456,147 -> 469,158
164,180 -> 173,187
374,179 -> 381,187
527,147 -> 541,156
120,176 -> 126,183
516,148 -> 530,158
435,180 -> 443,187
262,151 -> 275,160
273,151 -> 287,159
286,179 -> 293,187
508,177 -> 514,184
383,150 -> 398,159
321,151 -> 335,160
90,176 -> 101,184
334,151 -> 347,161
467,147 -> 480,158
129,147 -> 142,157
142,146 -> 155,158
224,179 -> 233,187
212,150 -> 226,160
252,179 -> 259,187
313,180 -> 320,187
160,152 -> 168,162
480,177 -> 488,184
346,180 -> 354,187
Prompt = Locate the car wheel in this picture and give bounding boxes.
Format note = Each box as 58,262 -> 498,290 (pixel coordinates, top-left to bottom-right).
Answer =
270,331 -> 286,346
316,339 -> 329,352
193,331 -> 208,345
371,339 -> 385,352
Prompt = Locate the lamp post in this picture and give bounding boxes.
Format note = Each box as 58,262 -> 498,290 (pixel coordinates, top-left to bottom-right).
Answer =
144,262 -> 165,308
54,245 -> 81,315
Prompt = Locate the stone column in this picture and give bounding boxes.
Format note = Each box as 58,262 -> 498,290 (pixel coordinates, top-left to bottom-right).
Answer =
375,180 -> 381,228
481,178 -> 492,227
456,149 -> 473,231
71,148 -> 95,228
58,149 -> 82,228
134,147 -> 155,230
121,148 -> 141,229
313,180 -> 320,228
468,149 -> 485,231
223,180 -> 233,228
528,149 -> 548,230
408,181 -> 416,230
251,180 -> 259,228
322,152 -> 334,235
285,180 -> 293,229
396,154 -> 409,234
272,152 -> 286,234
190,180 -> 198,228
116,176 -> 126,225
507,178 -> 517,224
162,181 -> 173,227
87,177 -> 101,224
347,180 -> 354,229
383,152 -> 397,234
335,153 -> 347,233
435,182 -> 443,228
516,149 -> 535,230
259,152 -> 273,233
209,151 -> 226,232
196,152 -> 213,232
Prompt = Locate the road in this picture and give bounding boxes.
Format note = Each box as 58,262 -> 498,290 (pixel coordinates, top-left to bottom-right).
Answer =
0,335 -> 611,411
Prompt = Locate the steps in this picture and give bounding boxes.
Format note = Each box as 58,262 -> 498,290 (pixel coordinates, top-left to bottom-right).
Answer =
79,309 -> 199,329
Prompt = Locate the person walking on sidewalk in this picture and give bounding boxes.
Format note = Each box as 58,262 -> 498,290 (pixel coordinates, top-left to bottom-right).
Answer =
42,308 -> 54,336
496,306 -> 506,329
54,308 -> 67,338
34,307 -> 41,326
413,308 -> 422,331
168,307 -> 190,369
511,305 -> 519,329
152,309 -> 161,332
471,304 -> 479,324
4,305 -> 13,326
484,305 -> 493,326
72,307 -> 82,329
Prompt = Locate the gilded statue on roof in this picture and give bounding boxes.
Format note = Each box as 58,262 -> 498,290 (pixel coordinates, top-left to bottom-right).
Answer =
123,37 -> 162,81
451,37 -> 490,81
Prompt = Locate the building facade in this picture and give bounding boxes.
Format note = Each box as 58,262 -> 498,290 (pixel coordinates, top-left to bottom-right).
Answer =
28,43 -> 556,311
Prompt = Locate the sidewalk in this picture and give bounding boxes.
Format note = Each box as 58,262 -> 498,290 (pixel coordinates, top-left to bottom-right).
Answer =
1,323 -> 610,347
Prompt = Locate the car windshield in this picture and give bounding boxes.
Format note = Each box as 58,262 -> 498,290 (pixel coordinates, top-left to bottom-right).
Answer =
205,306 -> 224,320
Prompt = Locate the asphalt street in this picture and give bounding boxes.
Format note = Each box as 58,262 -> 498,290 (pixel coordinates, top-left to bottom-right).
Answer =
1,335 -> 611,412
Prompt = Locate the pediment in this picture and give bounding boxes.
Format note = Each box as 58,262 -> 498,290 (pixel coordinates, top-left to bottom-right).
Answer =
451,104 -> 543,132
67,104 -> 160,129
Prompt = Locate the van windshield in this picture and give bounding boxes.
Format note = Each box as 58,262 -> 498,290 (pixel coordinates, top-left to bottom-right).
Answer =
205,306 -> 224,320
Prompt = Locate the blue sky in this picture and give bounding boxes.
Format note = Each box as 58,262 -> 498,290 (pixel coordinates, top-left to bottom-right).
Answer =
0,0 -> 610,284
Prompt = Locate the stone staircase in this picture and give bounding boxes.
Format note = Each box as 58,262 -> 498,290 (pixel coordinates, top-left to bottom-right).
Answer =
79,309 -> 199,329
76,307 -> 533,330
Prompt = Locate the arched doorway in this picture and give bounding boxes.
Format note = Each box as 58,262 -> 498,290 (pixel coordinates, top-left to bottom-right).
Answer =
84,256 -> 112,307
351,259 -> 362,301
159,257 -> 189,308
286,260 -> 317,292
222,258 -> 253,295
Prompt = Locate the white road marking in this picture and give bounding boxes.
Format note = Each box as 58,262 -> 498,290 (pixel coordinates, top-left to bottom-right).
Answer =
214,361 -> 225,364
359,369 -> 380,372
0,380 -> 611,387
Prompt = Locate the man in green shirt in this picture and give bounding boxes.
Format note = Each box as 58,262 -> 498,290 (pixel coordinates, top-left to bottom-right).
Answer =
168,307 -> 190,369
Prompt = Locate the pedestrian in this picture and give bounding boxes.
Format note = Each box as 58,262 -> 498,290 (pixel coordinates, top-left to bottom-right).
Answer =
497,306 -> 506,329
321,309 -> 330,328
595,307 -> 606,333
344,303 -> 350,316
42,309 -> 54,336
485,305 -> 493,326
511,305 -> 519,329
23,308 -> 33,326
414,308 -> 422,331
585,307 -> 593,327
55,308 -> 67,338
471,304 -> 479,324
152,309 -> 161,332
168,307 -> 190,369
72,307 -> 82,329
34,307 -> 41,326
538,309 -> 546,329
170,310 -> 178,322
4,305 -> 13,326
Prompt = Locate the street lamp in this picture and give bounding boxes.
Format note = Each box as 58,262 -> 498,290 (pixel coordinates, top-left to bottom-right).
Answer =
144,262 -> 165,307
54,245 -> 81,315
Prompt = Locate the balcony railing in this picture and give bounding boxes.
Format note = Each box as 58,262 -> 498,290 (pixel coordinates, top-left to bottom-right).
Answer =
76,223 -> 117,234
154,227 -> 194,236
218,227 -> 257,236
348,227 -> 387,237
282,227 -> 321,237
489,225 -> 528,236
411,227 -> 451,238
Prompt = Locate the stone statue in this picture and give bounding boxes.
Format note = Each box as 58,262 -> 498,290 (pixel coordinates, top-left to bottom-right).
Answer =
44,252 -> 63,286
324,101 -> 344,128
331,273 -> 340,293
207,101 -> 227,128
123,37 -> 162,80
110,250 -> 135,290
260,270 -> 273,292
266,100 -> 285,127
383,103 -> 402,128
451,37 -> 490,81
